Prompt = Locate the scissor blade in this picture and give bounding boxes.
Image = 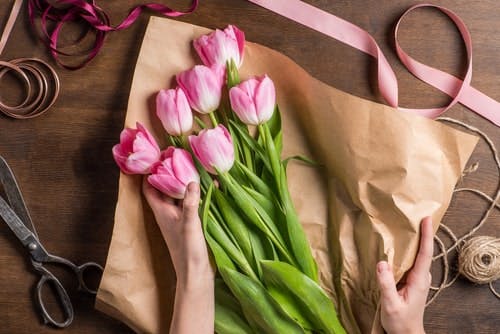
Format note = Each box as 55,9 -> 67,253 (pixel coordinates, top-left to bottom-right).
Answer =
0,156 -> 37,237
0,195 -> 35,246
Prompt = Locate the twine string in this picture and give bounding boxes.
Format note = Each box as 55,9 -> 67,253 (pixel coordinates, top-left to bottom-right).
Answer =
427,117 -> 500,305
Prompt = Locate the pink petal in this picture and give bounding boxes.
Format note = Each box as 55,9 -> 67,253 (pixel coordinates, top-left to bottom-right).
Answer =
148,174 -> 185,199
171,149 -> 199,184
254,76 -> 276,123
229,86 -> 259,125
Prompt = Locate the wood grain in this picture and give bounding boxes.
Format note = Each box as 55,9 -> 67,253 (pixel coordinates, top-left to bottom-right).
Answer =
0,1 -> 498,333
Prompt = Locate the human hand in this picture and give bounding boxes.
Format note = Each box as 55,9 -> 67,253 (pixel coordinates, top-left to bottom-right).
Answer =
142,179 -> 214,288
376,217 -> 434,334
143,180 -> 215,334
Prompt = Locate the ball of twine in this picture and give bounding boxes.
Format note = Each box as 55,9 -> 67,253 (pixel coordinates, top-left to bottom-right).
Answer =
458,236 -> 500,287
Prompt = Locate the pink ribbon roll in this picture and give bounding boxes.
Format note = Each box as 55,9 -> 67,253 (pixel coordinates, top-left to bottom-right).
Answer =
28,0 -> 199,70
247,0 -> 500,127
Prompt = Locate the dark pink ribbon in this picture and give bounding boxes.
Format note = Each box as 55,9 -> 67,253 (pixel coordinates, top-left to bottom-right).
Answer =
247,0 -> 500,127
28,0 -> 198,70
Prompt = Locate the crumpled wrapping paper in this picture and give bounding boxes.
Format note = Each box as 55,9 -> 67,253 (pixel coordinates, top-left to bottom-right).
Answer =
95,17 -> 478,334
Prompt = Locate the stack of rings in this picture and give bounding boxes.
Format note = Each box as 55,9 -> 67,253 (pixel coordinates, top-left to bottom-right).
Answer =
0,57 -> 59,119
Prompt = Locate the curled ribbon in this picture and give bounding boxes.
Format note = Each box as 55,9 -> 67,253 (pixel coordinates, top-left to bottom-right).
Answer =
27,0 -> 199,70
247,0 -> 500,127
0,0 -> 59,119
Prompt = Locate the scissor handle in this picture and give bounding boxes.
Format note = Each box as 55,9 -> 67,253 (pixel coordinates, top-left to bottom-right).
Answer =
42,254 -> 104,294
74,261 -> 104,294
35,268 -> 74,328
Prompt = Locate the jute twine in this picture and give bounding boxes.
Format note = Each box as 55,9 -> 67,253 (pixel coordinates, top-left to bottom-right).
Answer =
426,118 -> 500,305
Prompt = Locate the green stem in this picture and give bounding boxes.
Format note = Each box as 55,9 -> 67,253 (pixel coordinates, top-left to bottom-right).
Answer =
260,123 -> 281,187
209,112 -> 218,127
179,135 -> 188,149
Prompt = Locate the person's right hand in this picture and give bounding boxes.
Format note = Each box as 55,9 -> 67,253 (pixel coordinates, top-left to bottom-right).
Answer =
376,217 -> 434,334
143,180 -> 215,334
142,179 -> 214,287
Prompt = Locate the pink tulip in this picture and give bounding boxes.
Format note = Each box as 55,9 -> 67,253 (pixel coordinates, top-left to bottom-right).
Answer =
156,88 -> 193,136
189,125 -> 234,174
177,65 -> 225,114
229,75 -> 276,125
112,122 -> 161,174
148,147 -> 200,199
194,25 -> 245,68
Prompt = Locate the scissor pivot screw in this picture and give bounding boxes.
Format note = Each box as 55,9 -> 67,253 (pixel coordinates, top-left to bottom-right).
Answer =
28,243 -> 37,250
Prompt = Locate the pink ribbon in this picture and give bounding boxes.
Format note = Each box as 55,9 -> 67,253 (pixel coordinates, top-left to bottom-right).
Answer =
247,0 -> 500,127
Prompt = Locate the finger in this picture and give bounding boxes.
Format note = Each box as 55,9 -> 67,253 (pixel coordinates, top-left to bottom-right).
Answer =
182,182 -> 201,225
411,217 -> 434,281
376,261 -> 399,307
143,177 -> 174,204
142,177 -> 179,221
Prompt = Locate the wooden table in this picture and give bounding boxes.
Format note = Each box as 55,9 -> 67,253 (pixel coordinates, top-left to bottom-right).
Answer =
0,1 -> 498,333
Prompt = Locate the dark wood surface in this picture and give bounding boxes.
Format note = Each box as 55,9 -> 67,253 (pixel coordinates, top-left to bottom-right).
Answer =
0,1 -> 498,333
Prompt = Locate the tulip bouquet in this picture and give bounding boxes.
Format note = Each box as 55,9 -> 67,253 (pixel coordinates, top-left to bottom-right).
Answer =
113,25 -> 346,334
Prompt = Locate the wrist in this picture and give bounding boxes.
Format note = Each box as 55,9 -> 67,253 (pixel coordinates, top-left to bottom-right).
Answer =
176,271 -> 214,293
388,328 -> 425,334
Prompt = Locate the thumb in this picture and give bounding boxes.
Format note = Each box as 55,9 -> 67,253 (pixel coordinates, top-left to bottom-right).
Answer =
182,182 -> 201,224
376,261 -> 399,308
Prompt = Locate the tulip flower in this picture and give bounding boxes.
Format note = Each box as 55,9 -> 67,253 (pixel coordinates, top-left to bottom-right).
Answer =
112,122 -> 161,174
189,125 -> 234,174
148,147 -> 200,199
156,88 -> 193,136
176,65 -> 225,115
229,75 -> 276,125
194,25 -> 245,68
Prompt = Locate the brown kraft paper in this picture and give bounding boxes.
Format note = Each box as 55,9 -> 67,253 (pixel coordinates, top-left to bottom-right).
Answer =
95,17 -> 478,334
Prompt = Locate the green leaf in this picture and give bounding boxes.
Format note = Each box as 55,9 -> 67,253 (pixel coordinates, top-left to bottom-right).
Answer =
274,131 -> 283,157
201,184 -> 238,271
215,280 -> 254,334
195,116 -> 208,129
283,155 -> 319,169
218,172 -> 295,266
201,183 -> 214,233
235,161 -> 274,200
207,214 -> 258,280
261,261 -> 346,334
220,268 -> 305,334
229,120 -> 272,173
266,284 -> 314,331
226,59 -> 241,88
248,227 -> 266,278
214,189 -> 253,264
278,165 -> 318,281
242,185 -> 277,221
267,105 -> 282,139
267,105 -> 283,155
206,232 -> 237,272
259,123 -> 281,184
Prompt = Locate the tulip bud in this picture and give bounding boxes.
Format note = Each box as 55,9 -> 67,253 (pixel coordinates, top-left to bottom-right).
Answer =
156,88 -> 193,136
194,25 -> 245,68
112,122 -> 161,174
189,125 -> 234,174
177,65 -> 225,114
147,147 -> 200,199
229,75 -> 276,125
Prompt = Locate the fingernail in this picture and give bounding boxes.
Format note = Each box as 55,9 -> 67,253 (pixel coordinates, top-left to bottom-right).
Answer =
377,261 -> 388,273
187,182 -> 199,194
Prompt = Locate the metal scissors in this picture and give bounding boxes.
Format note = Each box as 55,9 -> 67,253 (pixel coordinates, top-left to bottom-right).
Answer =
0,155 -> 103,328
